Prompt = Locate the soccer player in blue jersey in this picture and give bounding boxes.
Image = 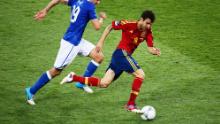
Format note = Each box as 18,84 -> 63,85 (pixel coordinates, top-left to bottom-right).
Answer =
25,0 -> 106,105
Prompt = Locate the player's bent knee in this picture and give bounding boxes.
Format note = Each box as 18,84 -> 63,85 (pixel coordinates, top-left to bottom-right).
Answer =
49,68 -> 62,77
94,53 -> 104,63
136,72 -> 145,79
141,73 -> 145,79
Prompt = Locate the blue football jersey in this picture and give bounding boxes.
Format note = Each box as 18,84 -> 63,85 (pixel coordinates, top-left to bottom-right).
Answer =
63,0 -> 97,45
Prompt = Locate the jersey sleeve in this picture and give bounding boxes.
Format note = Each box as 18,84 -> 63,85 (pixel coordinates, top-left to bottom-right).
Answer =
112,20 -> 130,30
88,5 -> 97,20
68,0 -> 75,6
112,20 -> 137,31
146,30 -> 154,47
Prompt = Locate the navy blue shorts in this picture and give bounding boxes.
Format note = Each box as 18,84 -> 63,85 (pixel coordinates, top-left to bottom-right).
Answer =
106,49 -> 140,81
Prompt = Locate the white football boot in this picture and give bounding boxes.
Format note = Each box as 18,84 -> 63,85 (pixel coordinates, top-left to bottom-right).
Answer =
60,72 -> 75,85
82,85 -> 94,93
25,87 -> 36,105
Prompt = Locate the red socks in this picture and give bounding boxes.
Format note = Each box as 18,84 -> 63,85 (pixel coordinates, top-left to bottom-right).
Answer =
72,75 -> 143,105
73,75 -> 100,86
127,77 -> 144,105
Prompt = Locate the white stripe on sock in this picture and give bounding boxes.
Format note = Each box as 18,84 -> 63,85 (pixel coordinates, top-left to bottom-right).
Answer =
46,71 -> 52,80
91,60 -> 100,66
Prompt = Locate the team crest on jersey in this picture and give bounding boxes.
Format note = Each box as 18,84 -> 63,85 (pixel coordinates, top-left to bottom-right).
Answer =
115,21 -> 120,26
133,37 -> 138,44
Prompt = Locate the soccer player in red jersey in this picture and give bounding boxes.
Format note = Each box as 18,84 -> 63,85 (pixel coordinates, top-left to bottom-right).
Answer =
61,10 -> 161,113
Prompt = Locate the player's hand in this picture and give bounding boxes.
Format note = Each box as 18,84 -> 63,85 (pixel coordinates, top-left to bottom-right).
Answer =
34,9 -> 47,21
155,48 -> 161,56
99,12 -> 107,19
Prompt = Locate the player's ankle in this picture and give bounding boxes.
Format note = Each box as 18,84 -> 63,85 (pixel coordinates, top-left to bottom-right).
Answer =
127,101 -> 135,106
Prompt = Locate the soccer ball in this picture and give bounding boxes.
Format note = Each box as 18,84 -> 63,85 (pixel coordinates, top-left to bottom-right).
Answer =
140,105 -> 156,120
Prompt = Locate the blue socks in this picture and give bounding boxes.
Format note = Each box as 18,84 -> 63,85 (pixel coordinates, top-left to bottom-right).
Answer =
30,71 -> 52,94
84,60 -> 99,77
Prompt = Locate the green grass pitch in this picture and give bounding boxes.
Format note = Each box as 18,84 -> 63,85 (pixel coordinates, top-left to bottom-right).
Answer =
0,0 -> 219,124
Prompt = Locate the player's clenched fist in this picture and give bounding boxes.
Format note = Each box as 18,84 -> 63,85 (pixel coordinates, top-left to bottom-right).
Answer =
99,12 -> 107,19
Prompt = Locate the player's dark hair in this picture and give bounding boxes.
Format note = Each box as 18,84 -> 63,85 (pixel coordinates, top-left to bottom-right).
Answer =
141,10 -> 155,23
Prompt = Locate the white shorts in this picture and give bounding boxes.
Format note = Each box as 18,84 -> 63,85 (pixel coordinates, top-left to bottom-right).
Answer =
54,39 -> 95,69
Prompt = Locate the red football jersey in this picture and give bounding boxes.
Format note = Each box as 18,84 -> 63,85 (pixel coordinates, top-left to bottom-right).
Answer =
112,20 -> 154,55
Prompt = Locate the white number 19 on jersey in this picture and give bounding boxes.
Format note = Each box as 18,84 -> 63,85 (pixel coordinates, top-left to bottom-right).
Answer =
71,5 -> 80,23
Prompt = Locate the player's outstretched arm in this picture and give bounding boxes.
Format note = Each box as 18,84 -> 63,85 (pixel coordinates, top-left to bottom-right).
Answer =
91,12 -> 107,30
34,0 -> 68,21
148,47 -> 161,56
96,24 -> 113,51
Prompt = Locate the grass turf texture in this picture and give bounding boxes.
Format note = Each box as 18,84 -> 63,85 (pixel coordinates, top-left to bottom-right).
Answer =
0,0 -> 219,123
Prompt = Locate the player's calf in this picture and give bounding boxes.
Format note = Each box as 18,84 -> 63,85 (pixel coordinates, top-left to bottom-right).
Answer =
127,77 -> 144,110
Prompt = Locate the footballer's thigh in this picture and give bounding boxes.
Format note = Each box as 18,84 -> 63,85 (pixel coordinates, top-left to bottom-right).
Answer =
78,39 -> 104,63
54,39 -> 80,71
99,69 -> 115,88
